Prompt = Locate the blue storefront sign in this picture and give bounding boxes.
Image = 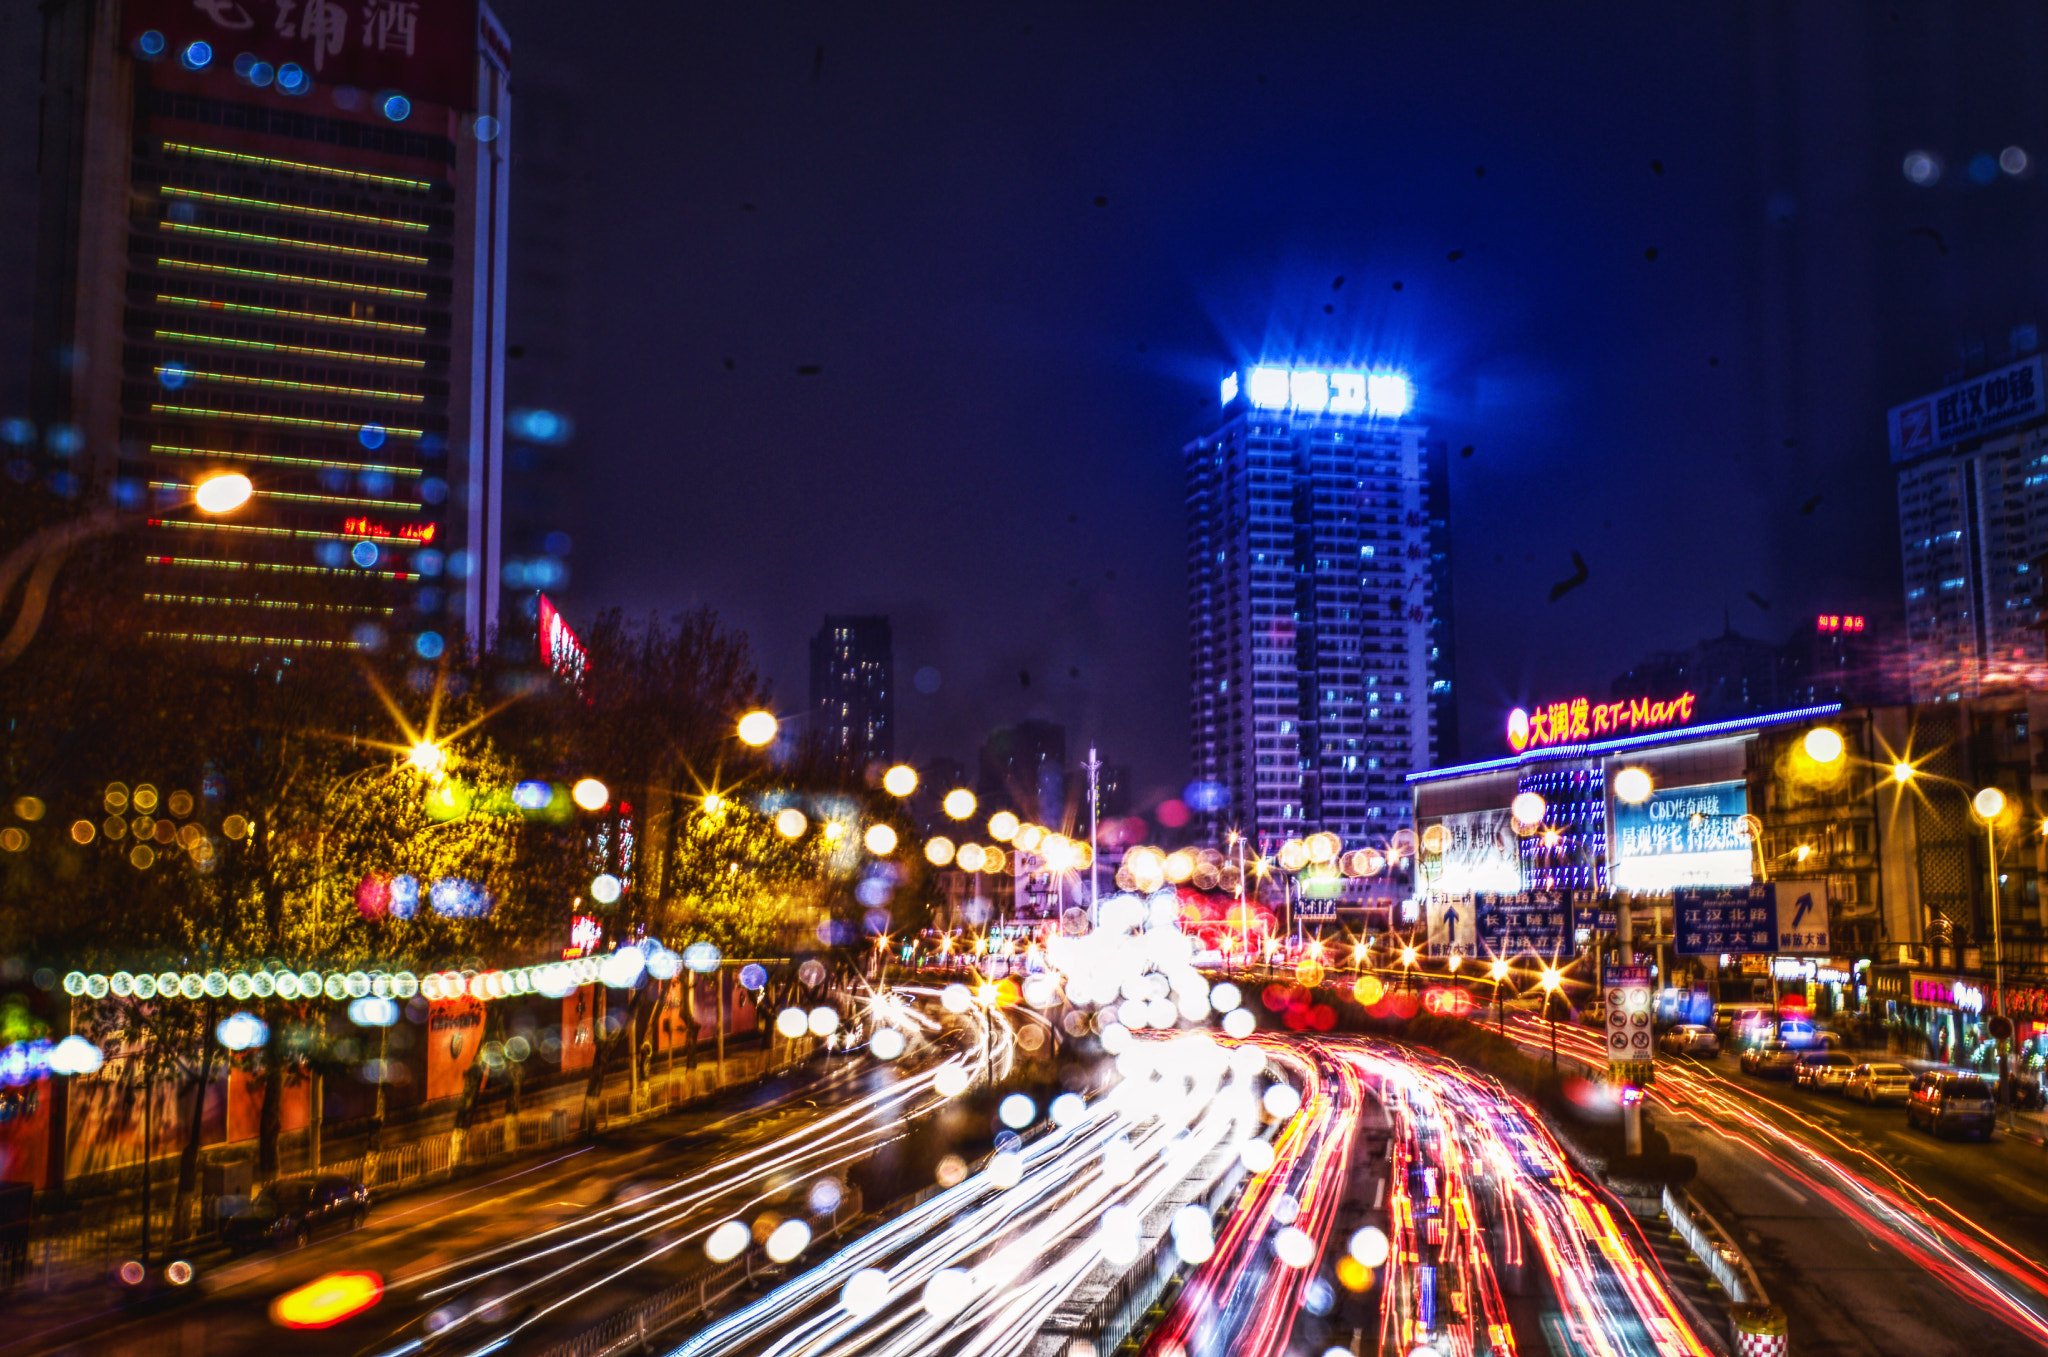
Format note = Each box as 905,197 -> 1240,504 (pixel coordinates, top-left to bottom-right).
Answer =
1672,884 -> 1775,957
1476,890 -> 1573,955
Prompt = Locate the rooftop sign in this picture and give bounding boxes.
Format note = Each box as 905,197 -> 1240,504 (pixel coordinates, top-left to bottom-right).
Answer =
1506,693 -> 1697,752
1887,354 -> 2046,463
1225,366 -> 1412,418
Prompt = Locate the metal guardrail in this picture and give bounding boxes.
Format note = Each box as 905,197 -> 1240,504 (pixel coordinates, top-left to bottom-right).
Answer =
1662,1183 -> 1765,1306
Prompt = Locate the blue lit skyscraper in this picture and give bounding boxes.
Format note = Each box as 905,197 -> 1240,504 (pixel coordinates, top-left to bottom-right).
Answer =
1186,364 -> 1454,861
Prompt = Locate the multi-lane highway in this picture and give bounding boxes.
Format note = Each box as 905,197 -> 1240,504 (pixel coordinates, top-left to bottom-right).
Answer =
1507,1012 -> 2048,1356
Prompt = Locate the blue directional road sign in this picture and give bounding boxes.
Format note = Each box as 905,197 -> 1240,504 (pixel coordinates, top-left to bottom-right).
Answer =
1476,890 -> 1573,955
1672,884 -> 1774,956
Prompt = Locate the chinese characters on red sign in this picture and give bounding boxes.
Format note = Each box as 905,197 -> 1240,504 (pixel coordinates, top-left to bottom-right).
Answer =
1505,692 -> 1698,752
342,516 -> 436,543
1816,614 -> 1865,633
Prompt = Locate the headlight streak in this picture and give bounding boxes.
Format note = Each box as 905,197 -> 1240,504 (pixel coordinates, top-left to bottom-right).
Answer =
364,1006 -> 1001,1357
1506,1012 -> 2048,1344
666,1033 -> 1266,1357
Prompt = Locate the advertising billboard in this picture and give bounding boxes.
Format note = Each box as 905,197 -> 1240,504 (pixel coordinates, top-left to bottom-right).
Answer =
1887,354 -> 2046,463
1428,809 -> 1521,896
1610,780 -> 1752,892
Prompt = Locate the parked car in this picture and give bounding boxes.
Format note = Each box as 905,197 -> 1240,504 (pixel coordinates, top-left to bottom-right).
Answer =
1725,1008 -> 1778,1047
1740,1040 -> 1798,1078
1658,1024 -> 1721,1058
1907,1072 -> 1998,1139
220,1174 -> 369,1253
1844,1062 -> 1912,1104
1793,1050 -> 1856,1092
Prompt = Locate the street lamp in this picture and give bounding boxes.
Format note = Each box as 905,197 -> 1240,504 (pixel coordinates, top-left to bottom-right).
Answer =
1490,957 -> 1511,1033
406,741 -> 445,775
736,710 -> 779,747
1613,767 -> 1653,805
882,765 -> 919,797
1540,966 -> 1563,1070
1803,727 -> 1845,765
942,788 -> 977,821
1974,785 -> 2013,1120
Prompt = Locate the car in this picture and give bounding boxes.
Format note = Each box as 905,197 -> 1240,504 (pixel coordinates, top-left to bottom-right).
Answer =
1844,1062 -> 1912,1104
1658,1024 -> 1721,1058
1726,1008 -> 1778,1047
1793,1050 -> 1856,1092
1906,1072 -> 1998,1139
220,1174 -> 369,1253
1740,1040 -> 1798,1078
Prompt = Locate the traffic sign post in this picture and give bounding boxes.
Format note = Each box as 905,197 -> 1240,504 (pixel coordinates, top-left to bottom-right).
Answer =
1604,961 -> 1654,1156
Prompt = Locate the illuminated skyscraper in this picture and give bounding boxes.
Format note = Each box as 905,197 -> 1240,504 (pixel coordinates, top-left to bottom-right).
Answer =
1186,364 -> 1453,858
810,615 -> 894,771
27,0 -> 509,653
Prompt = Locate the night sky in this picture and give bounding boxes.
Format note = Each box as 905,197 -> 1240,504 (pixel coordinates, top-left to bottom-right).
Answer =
493,1 -> 2048,808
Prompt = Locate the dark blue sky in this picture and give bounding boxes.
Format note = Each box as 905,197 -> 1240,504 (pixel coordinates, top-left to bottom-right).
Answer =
497,1 -> 2048,808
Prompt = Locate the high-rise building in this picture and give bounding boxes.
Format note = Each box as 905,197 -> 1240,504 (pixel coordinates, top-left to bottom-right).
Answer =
26,0 -> 509,653
1888,352 -> 2048,702
809,615 -> 893,771
1186,363 -> 1449,856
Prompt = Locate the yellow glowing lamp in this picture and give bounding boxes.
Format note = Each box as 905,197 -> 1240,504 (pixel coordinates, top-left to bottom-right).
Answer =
863,823 -> 898,855
1277,839 -> 1308,872
988,811 -> 1020,841
1802,727 -> 1844,764
1612,767 -> 1652,805
956,842 -> 987,872
942,788 -> 977,820
882,764 -> 918,797
1974,786 -> 2008,820
1892,762 -> 1915,784
405,741 -> 443,774
1013,822 -> 1045,851
736,710 -> 778,747
1510,791 -> 1546,830
571,778 -> 609,811
775,808 -> 808,838
194,472 -> 253,514
925,836 -> 955,866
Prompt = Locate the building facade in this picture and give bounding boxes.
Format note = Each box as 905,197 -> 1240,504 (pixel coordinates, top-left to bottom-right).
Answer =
808,615 -> 893,771
1412,691 -> 2048,1062
1889,354 -> 2048,702
29,0 -> 509,653
1186,363 -> 1448,859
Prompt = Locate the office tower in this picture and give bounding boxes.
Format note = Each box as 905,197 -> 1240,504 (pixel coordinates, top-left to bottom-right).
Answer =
809,615 -> 894,771
978,720 -> 1068,827
1889,353 -> 2048,702
27,0 -> 509,652
1186,363 -> 1447,853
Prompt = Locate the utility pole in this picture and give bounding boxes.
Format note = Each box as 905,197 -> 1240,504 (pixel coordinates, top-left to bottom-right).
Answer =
1085,746 -> 1102,926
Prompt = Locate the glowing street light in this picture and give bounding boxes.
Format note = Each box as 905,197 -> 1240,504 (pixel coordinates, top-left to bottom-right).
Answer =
1975,784 -> 2014,1119
1510,791 -> 1546,830
1892,762 -> 1916,784
1613,767 -> 1653,805
882,765 -> 919,797
864,823 -> 898,855
405,741 -> 444,774
1802,727 -> 1845,764
987,811 -> 1020,841
1489,956 -> 1511,1031
1540,965 -> 1563,1068
1974,786 -> 2009,820
942,788 -> 977,820
737,710 -> 779,747
571,778 -> 609,811
194,471 -> 254,514
775,807 -> 808,838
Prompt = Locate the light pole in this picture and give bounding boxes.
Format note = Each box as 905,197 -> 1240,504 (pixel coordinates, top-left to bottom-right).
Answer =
1490,957 -> 1510,1034
1974,785 -> 2012,1122
1540,966 -> 1562,1071
1084,746 -> 1102,926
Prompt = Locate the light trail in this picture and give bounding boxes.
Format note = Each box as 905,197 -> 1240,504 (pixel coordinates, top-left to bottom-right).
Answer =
663,1032 -> 1271,1357
349,990 -> 1007,1357
1506,1012 -> 2048,1345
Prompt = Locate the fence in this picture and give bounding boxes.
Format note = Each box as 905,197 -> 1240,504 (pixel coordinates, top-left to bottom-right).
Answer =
12,1042 -> 808,1293
1662,1183 -> 1765,1305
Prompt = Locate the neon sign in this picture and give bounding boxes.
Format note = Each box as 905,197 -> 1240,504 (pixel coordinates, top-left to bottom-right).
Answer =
1228,365 -> 1412,418
1816,614 -> 1865,633
538,593 -> 588,691
1506,693 -> 1699,751
343,516 -> 436,544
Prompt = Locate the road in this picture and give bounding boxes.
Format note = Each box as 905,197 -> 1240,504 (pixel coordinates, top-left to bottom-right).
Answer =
1507,1012 -> 2048,1356
7,987 -> 1008,1357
